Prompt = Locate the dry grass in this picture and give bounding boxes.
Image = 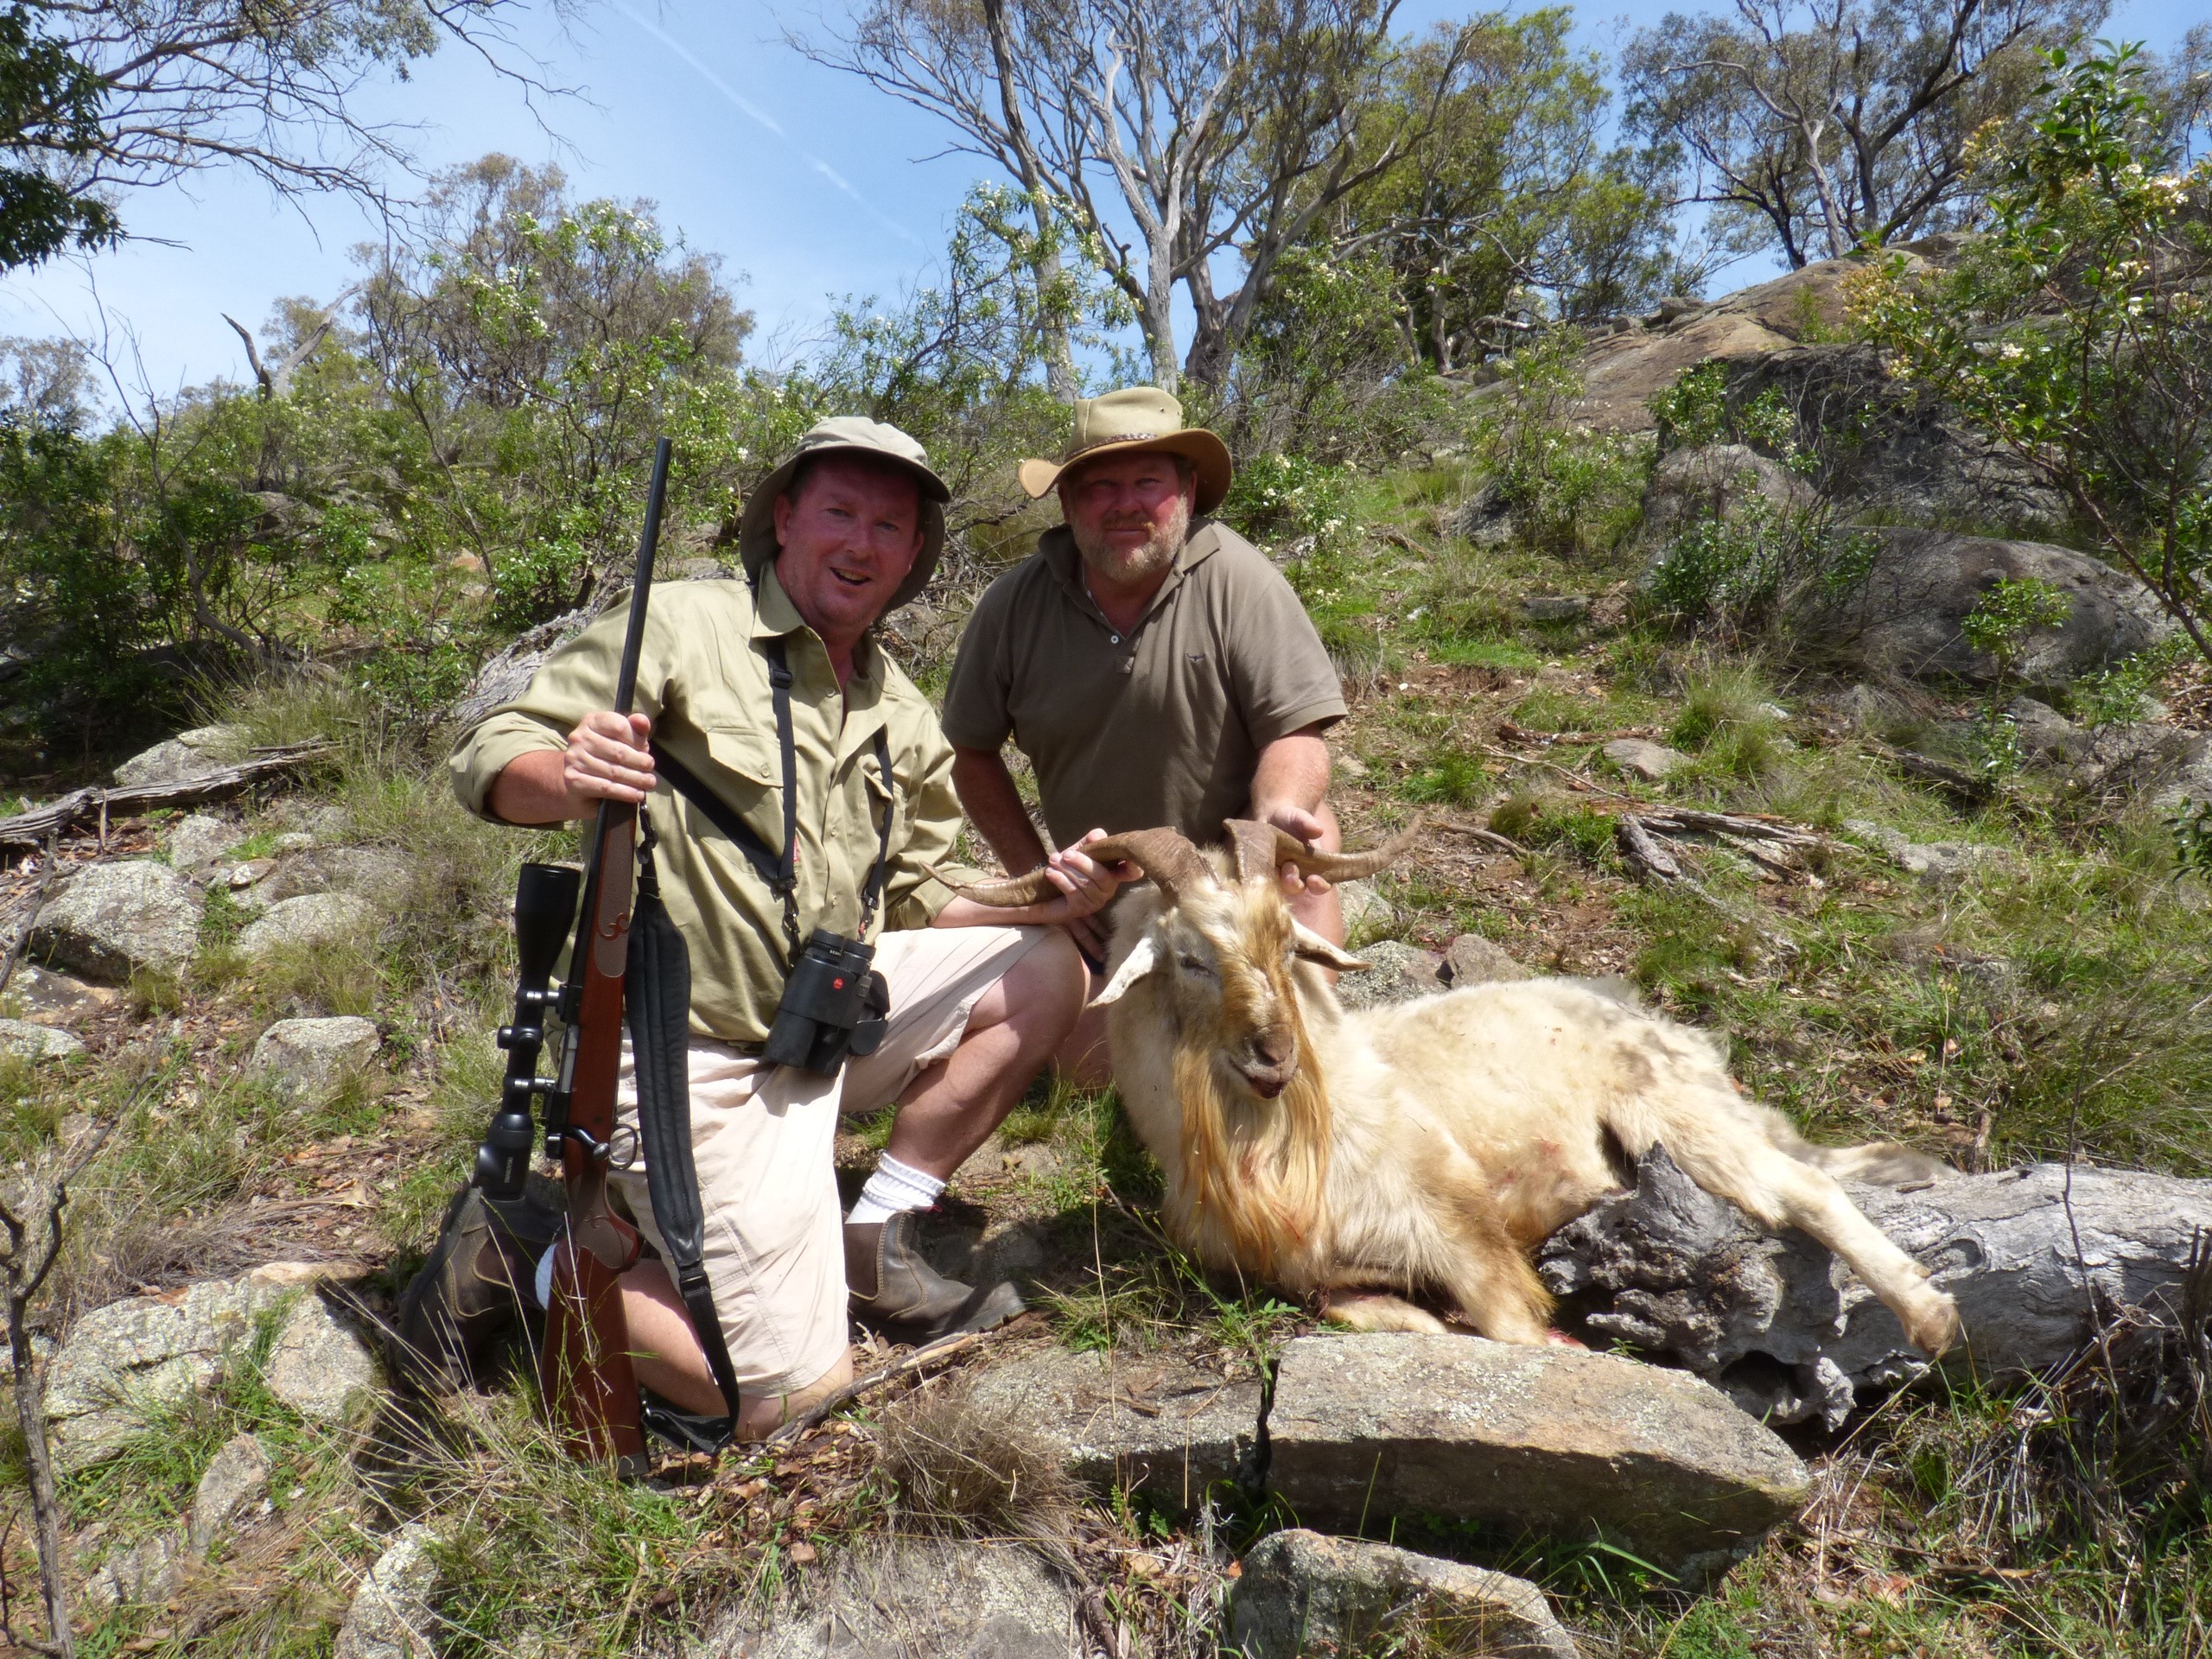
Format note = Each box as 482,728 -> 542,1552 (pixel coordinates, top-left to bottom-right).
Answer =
874,1382 -> 1083,1548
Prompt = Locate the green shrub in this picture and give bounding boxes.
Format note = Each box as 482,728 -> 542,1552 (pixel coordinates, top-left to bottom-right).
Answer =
1221,452 -> 1359,551
2067,636 -> 2186,726
1471,330 -> 1648,557
1642,495 -> 1876,632
1961,575 -> 2073,683
1649,359 -> 1799,458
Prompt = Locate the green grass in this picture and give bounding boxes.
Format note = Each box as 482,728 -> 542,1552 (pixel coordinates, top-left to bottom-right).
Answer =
1399,748 -> 1491,807
1620,817 -> 2212,1173
1425,636 -> 1543,671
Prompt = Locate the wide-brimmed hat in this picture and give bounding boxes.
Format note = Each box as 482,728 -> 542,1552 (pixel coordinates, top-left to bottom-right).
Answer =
1018,386 -> 1232,514
737,416 -> 952,612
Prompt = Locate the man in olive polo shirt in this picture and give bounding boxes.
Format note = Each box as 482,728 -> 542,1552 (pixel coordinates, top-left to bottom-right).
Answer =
424,418 -> 1119,1438
943,387 -> 1349,1071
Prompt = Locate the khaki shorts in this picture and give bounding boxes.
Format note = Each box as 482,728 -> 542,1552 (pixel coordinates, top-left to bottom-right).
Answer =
611,924 -> 1054,1397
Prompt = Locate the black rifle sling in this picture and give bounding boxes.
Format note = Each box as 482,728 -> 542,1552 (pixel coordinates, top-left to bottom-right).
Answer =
626,826 -> 745,1427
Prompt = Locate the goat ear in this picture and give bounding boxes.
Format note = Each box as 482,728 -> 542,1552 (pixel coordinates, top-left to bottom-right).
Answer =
1088,935 -> 1162,1006
1291,923 -> 1369,973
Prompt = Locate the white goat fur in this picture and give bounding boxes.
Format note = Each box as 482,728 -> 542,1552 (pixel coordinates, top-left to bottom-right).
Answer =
1100,865 -> 1961,1354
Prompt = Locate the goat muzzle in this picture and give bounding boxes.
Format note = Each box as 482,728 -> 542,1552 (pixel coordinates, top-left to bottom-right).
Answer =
1239,1027 -> 1300,1099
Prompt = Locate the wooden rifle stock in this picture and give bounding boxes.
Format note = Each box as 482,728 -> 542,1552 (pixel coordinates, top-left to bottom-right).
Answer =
540,436 -> 673,1472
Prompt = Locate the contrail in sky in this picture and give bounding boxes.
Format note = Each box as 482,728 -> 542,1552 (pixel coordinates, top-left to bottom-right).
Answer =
609,1 -> 926,248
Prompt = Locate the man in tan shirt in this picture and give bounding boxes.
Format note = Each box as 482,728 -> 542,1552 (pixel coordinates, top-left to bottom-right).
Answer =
942,388 -> 1349,1070
435,418 -> 1121,1438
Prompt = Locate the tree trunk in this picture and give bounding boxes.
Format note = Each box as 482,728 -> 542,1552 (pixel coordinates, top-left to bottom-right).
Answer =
980,0 -> 1076,404
9,1299 -> 74,1657
1141,276 -> 1179,396
1540,1147 -> 2212,1430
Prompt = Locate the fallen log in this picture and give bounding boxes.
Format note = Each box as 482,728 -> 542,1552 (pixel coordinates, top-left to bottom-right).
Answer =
0,744 -> 335,852
1615,814 -> 1684,885
1540,1147 -> 2212,1429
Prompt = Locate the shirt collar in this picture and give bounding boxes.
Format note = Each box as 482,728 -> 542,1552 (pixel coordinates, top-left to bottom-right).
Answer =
750,562 -> 890,753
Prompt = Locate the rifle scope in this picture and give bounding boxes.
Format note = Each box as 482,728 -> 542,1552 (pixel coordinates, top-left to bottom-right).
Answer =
477,860 -> 582,1200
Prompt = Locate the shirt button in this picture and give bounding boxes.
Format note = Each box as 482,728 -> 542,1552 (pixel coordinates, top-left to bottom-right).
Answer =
1109,634 -> 1121,645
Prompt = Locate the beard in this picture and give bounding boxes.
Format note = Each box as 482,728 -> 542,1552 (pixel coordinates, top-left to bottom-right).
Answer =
1071,491 -> 1190,588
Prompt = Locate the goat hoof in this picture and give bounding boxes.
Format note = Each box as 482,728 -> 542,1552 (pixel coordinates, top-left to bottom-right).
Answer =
1904,1290 -> 1961,1357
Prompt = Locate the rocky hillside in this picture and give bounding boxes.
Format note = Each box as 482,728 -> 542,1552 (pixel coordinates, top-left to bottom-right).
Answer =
2,253 -> 2210,1658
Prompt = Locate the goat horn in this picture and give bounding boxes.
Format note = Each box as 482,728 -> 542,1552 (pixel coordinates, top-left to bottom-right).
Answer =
926,826 -> 1215,909
1224,818 -> 1424,887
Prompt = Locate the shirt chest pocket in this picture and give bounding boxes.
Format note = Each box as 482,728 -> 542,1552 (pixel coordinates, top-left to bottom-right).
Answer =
688,723 -> 785,854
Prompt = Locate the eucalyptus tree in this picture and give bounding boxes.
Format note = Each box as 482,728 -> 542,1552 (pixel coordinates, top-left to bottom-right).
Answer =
1623,0 -> 2105,266
805,0 -> 1454,394
0,0 -> 563,265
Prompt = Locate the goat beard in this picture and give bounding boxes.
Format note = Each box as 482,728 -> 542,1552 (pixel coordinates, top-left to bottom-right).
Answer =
1171,1032 -> 1332,1279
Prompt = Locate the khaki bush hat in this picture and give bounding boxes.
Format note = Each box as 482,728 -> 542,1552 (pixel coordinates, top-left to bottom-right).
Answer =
1018,386 -> 1233,514
737,416 -> 952,612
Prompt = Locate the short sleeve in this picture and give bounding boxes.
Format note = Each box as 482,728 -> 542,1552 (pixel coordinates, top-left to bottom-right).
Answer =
1219,551 -> 1348,747
448,593 -> 681,819
938,573 -> 1020,751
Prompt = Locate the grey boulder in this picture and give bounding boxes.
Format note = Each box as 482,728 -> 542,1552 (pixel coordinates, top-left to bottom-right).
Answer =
0,1016 -> 84,1061
1603,737 -> 1688,782
7,963 -> 114,1023
168,812 -> 245,869
264,1294 -> 383,1425
111,724 -> 249,788
963,1344 -> 1263,1509
81,1531 -> 181,1611
261,846 -> 412,905
237,891 -> 374,960
1335,939 -> 1444,1012
30,861 -> 200,982
334,1523 -> 441,1659
1844,820 -> 2013,883
1231,1529 -> 1581,1658
1265,1333 -> 1808,1580
45,1263 -> 360,1468
251,1014 -> 378,1099
1440,934 -> 1530,987
1721,343 -> 2066,531
1335,879 -> 1393,936
1808,530 -> 2170,688
1641,443 -> 1810,544
704,1538 -> 1075,1658
188,1432 -> 272,1555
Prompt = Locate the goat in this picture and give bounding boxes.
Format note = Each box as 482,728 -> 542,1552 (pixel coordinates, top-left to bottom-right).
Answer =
944,823 -> 1960,1356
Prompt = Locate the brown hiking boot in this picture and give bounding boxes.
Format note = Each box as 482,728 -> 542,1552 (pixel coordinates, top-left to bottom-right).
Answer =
391,1182 -> 561,1393
845,1211 -> 1024,1347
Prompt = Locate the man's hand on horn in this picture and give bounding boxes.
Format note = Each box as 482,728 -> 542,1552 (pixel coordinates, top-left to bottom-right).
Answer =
1252,798 -> 1332,901
1037,828 -> 1131,963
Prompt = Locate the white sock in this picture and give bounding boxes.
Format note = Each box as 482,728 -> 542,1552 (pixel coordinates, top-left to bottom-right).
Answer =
848,1153 -> 946,1226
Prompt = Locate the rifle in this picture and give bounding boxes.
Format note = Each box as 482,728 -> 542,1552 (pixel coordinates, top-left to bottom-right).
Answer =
485,437 -> 673,1472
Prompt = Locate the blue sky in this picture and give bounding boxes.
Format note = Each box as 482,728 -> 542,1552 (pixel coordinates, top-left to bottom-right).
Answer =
0,0 -> 2196,398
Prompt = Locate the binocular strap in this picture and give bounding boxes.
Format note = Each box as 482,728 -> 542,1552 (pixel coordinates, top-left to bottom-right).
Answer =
650,637 -> 899,967
626,835 -> 746,1429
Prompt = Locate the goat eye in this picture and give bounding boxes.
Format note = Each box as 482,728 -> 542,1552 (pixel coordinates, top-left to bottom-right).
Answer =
1177,953 -> 1214,978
